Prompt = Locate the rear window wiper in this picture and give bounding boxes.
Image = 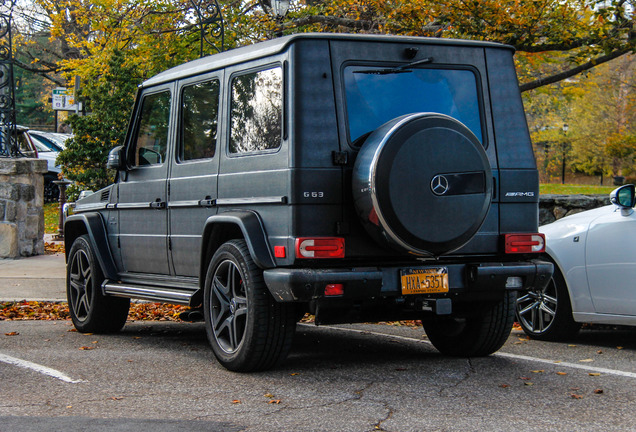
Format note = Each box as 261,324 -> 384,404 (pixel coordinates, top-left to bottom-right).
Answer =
353,57 -> 434,75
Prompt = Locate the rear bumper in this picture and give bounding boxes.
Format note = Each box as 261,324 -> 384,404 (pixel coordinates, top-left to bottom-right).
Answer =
263,259 -> 553,302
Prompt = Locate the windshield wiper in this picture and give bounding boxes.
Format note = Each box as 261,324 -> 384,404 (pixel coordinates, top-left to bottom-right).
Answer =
353,57 -> 434,75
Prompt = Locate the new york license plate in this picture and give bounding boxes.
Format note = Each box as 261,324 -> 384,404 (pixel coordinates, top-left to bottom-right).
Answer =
400,267 -> 449,295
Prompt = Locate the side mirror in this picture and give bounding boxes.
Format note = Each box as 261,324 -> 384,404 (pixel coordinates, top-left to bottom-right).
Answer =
610,184 -> 635,209
106,145 -> 126,170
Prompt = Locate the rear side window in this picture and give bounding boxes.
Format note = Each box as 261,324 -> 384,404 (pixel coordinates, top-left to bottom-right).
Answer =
130,91 -> 171,166
344,66 -> 483,144
229,67 -> 282,154
180,79 -> 220,161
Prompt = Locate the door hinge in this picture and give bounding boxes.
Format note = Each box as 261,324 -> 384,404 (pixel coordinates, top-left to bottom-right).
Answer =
332,151 -> 349,166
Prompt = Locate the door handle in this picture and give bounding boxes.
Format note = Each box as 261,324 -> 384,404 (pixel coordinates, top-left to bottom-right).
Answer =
150,200 -> 166,209
199,198 -> 216,207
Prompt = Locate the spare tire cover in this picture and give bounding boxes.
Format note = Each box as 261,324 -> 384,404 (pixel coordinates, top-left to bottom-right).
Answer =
352,113 -> 492,256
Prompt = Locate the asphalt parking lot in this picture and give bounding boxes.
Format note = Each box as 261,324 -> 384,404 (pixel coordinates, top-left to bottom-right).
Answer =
2,251 -> 636,431
1,317 -> 635,432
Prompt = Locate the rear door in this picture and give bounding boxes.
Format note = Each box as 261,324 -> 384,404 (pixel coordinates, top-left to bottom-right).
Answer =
168,72 -> 224,277
329,40 -> 500,256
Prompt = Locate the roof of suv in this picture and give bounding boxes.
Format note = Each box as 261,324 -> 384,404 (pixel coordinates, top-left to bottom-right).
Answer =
142,33 -> 512,88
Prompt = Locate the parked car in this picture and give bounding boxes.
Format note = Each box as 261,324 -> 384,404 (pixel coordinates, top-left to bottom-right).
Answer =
29,131 -> 71,152
1,125 -> 38,157
64,33 -> 552,371
516,184 -> 636,340
29,132 -> 72,202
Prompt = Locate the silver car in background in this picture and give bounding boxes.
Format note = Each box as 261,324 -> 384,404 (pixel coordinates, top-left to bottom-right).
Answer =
516,184 -> 636,340
29,130 -> 72,202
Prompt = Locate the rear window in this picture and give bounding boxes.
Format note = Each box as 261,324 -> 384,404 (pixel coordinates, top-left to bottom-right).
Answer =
229,67 -> 282,154
344,66 -> 483,145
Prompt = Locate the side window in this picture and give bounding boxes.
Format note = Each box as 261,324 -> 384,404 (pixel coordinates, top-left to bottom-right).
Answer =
180,79 -> 220,161
229,66 -> 282,154
130,91 -> 171,167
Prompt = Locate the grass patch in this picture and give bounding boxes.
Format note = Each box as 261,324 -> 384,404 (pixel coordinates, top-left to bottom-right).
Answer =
43,202 -> 60,234
540,184 -> 616,195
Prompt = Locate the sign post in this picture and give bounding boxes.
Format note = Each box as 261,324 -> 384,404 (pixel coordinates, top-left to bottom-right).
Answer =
52,87 -> 82,112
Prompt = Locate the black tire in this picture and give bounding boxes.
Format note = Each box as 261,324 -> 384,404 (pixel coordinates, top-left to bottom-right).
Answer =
423,291 -> 516,356
203,239 -> 296,372
67,235 -> 130,333
516,263 -> 581,341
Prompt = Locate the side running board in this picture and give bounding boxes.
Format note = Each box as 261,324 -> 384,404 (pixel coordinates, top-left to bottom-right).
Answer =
102,281 -> 195,305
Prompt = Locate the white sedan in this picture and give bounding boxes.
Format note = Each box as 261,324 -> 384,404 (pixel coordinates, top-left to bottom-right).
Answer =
516,184 -> 636,340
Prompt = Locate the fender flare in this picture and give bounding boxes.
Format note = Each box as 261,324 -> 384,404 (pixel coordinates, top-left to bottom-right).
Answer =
200,210 -> 275,273
64,213 -> 119,281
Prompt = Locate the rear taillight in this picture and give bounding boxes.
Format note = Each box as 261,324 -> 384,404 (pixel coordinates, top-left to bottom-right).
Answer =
324,284 -> 344,296
295,237 -> 345,259
504,233 -> 545,254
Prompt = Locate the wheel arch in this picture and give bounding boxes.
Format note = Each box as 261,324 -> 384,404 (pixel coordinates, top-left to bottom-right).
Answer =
198,210 -> 275,290
64,213 -> 119,281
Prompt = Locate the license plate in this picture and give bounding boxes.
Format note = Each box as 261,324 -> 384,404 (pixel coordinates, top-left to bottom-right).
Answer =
400,267 -> 449,295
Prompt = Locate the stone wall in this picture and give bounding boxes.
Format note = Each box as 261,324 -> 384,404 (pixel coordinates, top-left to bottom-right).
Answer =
539,194 -> 610,226
0,158 -> 48,258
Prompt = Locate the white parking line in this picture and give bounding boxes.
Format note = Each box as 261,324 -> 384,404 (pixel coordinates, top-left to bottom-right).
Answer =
307,324 -> 636,380
495,352 -> 636,379
0,353 -> 85,384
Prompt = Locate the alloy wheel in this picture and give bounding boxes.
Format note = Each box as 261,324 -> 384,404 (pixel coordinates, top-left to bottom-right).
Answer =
210,259 -> 248,354
68,249 -> 92,322
516,280 -> 558,334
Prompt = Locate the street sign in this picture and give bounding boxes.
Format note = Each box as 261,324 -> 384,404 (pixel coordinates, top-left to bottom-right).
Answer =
52,87 -> 81,111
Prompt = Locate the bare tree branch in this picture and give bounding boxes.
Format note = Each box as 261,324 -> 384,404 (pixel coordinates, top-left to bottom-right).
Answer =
13,59 -> 65,85
519,48 -> 632,92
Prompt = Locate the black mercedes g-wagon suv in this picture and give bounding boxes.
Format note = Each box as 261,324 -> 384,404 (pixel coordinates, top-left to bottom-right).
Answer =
64,33 -> 552,371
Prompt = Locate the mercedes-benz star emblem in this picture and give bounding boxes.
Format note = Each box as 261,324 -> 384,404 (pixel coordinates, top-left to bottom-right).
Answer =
431,175 -> 449,196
